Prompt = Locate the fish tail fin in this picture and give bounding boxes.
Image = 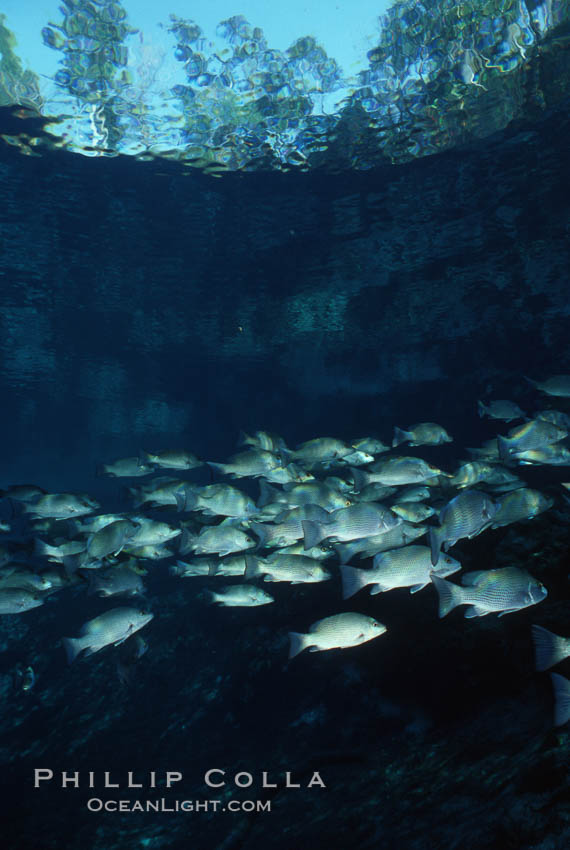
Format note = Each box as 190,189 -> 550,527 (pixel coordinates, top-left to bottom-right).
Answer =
138,450 -> 152,466
178,529 -> 195,556
237,430 -> 254,447
96,463 -> 107,477
176,488 -> 198,513
302,520 -> 325,551
34,539 -> 50,557
126,487 -> 145,509
497,436 -> 512,465
532,625 -> 569,671
524,376 -> 539,389
62,636 -> 83,665
429,526 -> 443,566
431,574 -> 463,618
340,565 -> 366,599
333,544 -> 352,565
174,490 -> 186,513
62,554 -> 84,577
351,468 -> 368,493
257,480 -> 279,508
288,632 -> 307,660
477,401 -> 486,418
208,462 -> 227,476
550,672 -> 570,727
205,590 -> 220,605
392,427 -> 408,448
244,553 -> 261,580
250,522 -> 269,547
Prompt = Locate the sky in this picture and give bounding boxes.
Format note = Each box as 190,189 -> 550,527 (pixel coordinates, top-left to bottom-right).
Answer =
2,0 -> 393,81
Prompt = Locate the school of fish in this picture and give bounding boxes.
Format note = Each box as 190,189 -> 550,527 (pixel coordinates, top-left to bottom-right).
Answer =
1,376 -> 570,725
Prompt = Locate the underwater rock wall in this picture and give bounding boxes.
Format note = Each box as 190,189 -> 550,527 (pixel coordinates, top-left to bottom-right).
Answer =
0,101 -> 569,489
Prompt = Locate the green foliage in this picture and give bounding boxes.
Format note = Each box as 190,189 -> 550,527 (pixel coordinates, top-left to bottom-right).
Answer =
42,0 -> 138,148
0,14 -> 42,109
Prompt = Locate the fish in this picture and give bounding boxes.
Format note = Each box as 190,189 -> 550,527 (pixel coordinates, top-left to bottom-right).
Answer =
353,457 -> 447,488
449,462 -> 497,489
288,437 -> 352,465
497,419 -> 567,463
323,476 -> 354,494
245,553 -> 330,583
170,559 -> 216,577
22,493 -> 100,520
333,522 -> 427,564
123,544 -> 174,561
141,449 -> 202,470
259,480 -> 351,511
272,541 -> 333,561
392,422 -> 452,447
209,450 -> 280,479
70,513 -> 131,535
429,489 -> 497,565
98,457 -> 154,477
302,503 -> 400,549
526,375 -> 570,397
182,525 -> 256,557
87,519 -> 137,560
0,569 -> 52,593
531,625 -> 570,671
250,520 -> 304,550
351,437 -> 390,455
262,465 -> 314,485
477,400 -> 525,422
550,673 -> 570,726
128,478 -> 186,509
396,486 -> 431,503
62,607 -> 153,663
207,555 -> 250,577
125,518 -> 181,547
0,588 -> 44,614
534,410 -> 570,429
491,489 -> 553,528
35,538 -> 87,562
179,483 -> 257,517
511,445 -> 570,466
352,483 -> 398,503
0,484 -> 46,502
431,567 -> 547,618
88,567 -> 145,598
206,585 -> 274,607
38,568 -> 77,593
466,439 -> 500,461
482,466 -> 523,490
252,505 -> 330,548
390,503 -> 436,523
288,613 -> 386,658
238,430 -> 287,453
341,546 -> 461,598
336,450 -> 375,467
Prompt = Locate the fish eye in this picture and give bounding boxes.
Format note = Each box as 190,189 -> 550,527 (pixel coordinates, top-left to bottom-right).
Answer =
345,500 -> 351,506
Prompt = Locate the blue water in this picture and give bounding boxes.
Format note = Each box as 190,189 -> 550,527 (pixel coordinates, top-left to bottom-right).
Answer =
1,3 -> 570,848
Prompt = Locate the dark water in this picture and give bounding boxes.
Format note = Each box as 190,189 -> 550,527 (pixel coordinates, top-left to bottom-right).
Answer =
0,78 -> 569,850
